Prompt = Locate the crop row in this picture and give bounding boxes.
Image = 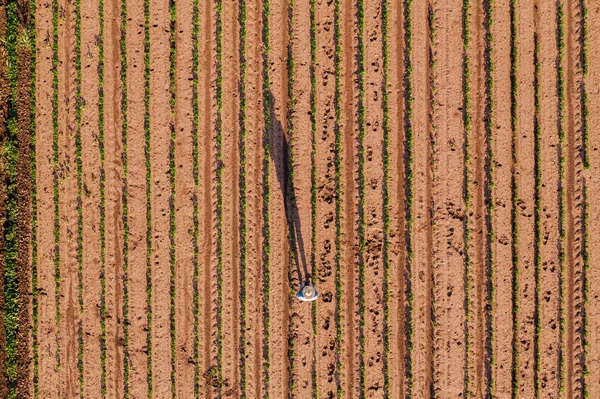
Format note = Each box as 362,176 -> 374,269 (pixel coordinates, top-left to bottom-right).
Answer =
97,0 -> 108,393
119,0 -> 131,393
215,0 -> 224,390
461,0 -> 472,395
356,0 -> 366,390
29,0 -> 39,394
74,0 -> 84,391
5,3 -> 21,397
237,0 -> 247,393
308,0 -> 318,392
261,0 -> 272,393
286,0 -> 297,392
168,0 -> 177,393
332,0 -> 343,395
192,0 -> 201,394
532,24 -> 541,398
51,0 -> 61,384
381,0 -> 390,393
142,0 -> 152,394
483,0 -> 495,395
403,0 -> 414,393
509,0 -> 519,396
556,3 -> 566,393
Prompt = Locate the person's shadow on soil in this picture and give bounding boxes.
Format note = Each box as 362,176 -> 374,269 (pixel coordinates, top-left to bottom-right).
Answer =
267,90 -> 312,293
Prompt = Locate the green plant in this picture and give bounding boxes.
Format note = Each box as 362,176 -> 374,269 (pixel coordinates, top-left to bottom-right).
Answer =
192,0 -> 201,394
261,0 -> 272,395
143,0 -> 152,394
333,0 -> 343,395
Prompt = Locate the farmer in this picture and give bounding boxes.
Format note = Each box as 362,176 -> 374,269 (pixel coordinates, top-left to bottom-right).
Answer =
296,281 -> 318,302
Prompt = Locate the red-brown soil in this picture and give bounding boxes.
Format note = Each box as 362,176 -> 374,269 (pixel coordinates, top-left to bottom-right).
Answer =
1,0 -> 600,398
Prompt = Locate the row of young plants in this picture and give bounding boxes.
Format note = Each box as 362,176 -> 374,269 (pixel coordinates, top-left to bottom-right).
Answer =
483,0 -> 496,395
532,24 -> 542,399
51,0 -> 62,384
192,0 -> 201,394
286,0 -> 297,393
356,0 -> 367,391
381,0 -> 391,393
237,0 -> 248,393
168,0 -> 177,394
74,0 -> 84,391
5,3 -> 22,397
332,0 -> 343,395
308,0 -> 318,393
580,2 -> 590,397
509,0 -> 519,396
427,4 -> 439,395
28,0 -> 39,394
261,0 -> 272,393
556,3 -> 566,393
403,0 -> 414,394
461,0 -> 472,396
142,0 -> 152,394
119,0 -> 131,393
215,0 -> 225,390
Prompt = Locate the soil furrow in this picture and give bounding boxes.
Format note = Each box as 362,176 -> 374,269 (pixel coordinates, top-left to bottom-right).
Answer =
172,0 -> 196,396
35,0 -> 60,392
514,1 -> 537,397
124,0 -> 149,394
102,0 -> 125,392
464,0 -> 489,395
56,0 -> 81,393
148,0 -> 172,392
537,2 -> 561,397
238,0 -> 265,394
288,0 -> 314,392
411,0 -> 434,396
362,0 -> 386,392
584,4 -> 600,398
220,0 -> 241,393
561,0 -> 586,396
314,0 -> 339,394
431,0 -> 468,396
264,0 -> 292,392
490,0 -> 515,395
383,0 -> 407,395
196,0 -> 217,392
339,0 -> 360,392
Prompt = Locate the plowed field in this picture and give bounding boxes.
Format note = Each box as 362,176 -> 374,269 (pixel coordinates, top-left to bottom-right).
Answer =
2,0 -> 600,398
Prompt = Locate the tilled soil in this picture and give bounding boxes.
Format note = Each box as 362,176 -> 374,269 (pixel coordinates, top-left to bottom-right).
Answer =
2,0 -> 600,398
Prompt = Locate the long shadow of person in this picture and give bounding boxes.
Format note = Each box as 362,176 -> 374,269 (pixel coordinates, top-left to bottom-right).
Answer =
268,90 -> 313,295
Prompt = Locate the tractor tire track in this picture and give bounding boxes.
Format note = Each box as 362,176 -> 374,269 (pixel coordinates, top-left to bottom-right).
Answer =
537,2 -> 561,397
124,0 -> 149,394
56,0 -> 81,394
102,0 -> 125,392
173,0 -> 196,395
584,3 -> 600,397
514,1 -> 538,397
384,0 -> 407,395
80,0 -> 104,393
490,0 -> 515,395
431,0 -> 468,396
220,0 -> 242,393
562,0 -> 586,396
464,0 -> 489,395
362,0 -> 386,392
148,0 -> 173,392
314,0 -> 339,395
411,0 -> 434,396
265,0 -> 292,393
239,0 -> 265,394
